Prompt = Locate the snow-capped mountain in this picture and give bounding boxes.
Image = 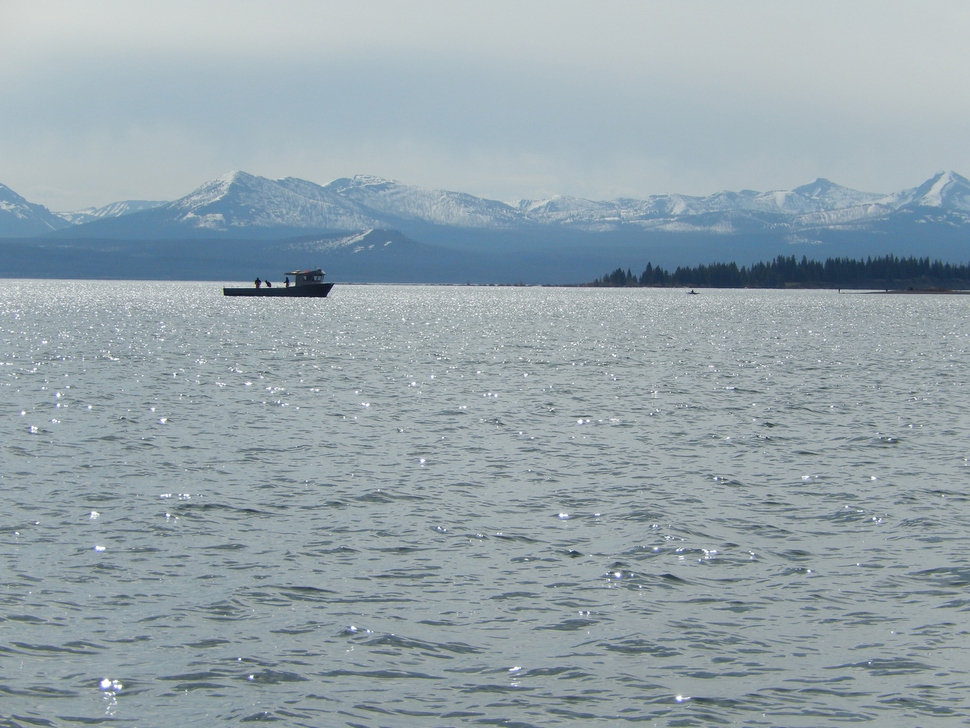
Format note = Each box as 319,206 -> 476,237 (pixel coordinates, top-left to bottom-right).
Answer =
5,169 -> 970,261
5,170 -> 970,283
0,183 -> 70,236
884,170 -> 970,212
7,169 -> 970,241
155,171 -> 383,234
314,175 -> 524,228
47,171 -> 532,239
511,178 -> 889,229
46,171 -> 389,239
20,168 -> 970,241
792,178 -> 885,208
57,199 -> 167,225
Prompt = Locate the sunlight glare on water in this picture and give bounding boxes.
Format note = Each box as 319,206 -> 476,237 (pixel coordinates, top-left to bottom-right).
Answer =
1,280 -> 970,725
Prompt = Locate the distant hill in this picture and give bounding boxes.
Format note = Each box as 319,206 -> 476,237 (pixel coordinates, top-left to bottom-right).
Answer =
0,183 -> 71,236
40,171 -> 527,240
56,199 -> 168,225
3,171 -> 970,282
0,228 -> 493,283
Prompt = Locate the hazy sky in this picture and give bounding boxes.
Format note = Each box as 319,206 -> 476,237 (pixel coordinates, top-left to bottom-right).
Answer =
4,0 -> 970,210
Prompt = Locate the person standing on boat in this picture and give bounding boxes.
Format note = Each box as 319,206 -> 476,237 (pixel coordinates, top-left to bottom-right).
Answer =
285,277 -> 290,288
265,279 -> 272,288
255,277 -> 261,288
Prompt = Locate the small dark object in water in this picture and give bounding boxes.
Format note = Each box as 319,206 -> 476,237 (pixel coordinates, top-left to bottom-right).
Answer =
226,269 -> 333,297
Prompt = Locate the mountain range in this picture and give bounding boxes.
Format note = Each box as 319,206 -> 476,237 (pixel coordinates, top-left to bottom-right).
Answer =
2,171 -> 970,282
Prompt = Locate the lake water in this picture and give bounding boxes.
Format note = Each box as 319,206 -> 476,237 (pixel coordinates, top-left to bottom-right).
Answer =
2,281 -> 970,726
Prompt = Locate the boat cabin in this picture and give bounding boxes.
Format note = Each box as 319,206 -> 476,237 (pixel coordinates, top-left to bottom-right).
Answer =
287,269 -> 327,287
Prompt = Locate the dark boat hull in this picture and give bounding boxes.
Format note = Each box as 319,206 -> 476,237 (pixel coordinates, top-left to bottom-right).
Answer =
223,283 -> 334,297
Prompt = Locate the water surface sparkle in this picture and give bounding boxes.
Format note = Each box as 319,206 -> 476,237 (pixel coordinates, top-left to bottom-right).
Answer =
2,281 -> 969,725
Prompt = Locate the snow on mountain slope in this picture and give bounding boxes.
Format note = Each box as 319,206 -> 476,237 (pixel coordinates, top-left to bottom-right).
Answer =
0,183 -> 71,236
886,171 -> 970,213
793,203 -> 895,228
11,170 -> 970,242
506,196 -> 627,231
514,179 -> 887,226
317,175 -> 523,228
57,199 -> 167,225
161,171 -> 381,232
95,168 -> 970,237
510,195 -> 610,215
791,178 -> 884,209
285,228 -> 416,254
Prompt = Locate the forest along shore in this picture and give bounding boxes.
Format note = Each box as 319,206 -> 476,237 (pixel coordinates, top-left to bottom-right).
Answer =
589,254 -> 970,290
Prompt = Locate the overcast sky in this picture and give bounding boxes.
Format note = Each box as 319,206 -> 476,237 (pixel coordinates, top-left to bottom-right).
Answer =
3,0 -> 970,210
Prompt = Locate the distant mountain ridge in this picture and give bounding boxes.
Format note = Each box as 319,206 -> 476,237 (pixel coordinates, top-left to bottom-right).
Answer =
56,199 -> 167,225
0,183 -> 71,236
5,169 -> 970,240
3,170 -> 970,283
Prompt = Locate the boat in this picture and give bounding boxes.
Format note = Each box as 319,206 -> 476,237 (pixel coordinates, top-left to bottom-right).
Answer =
223,269 -> 334,297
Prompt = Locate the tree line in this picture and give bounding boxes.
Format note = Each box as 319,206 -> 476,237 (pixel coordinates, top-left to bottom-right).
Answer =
590,254 -> 970,289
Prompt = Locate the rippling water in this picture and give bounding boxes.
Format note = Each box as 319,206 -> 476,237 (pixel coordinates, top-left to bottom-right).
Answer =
2,281 -> 970,726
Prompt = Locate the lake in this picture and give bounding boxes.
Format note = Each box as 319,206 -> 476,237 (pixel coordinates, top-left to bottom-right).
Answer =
2,281 -> 969,726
